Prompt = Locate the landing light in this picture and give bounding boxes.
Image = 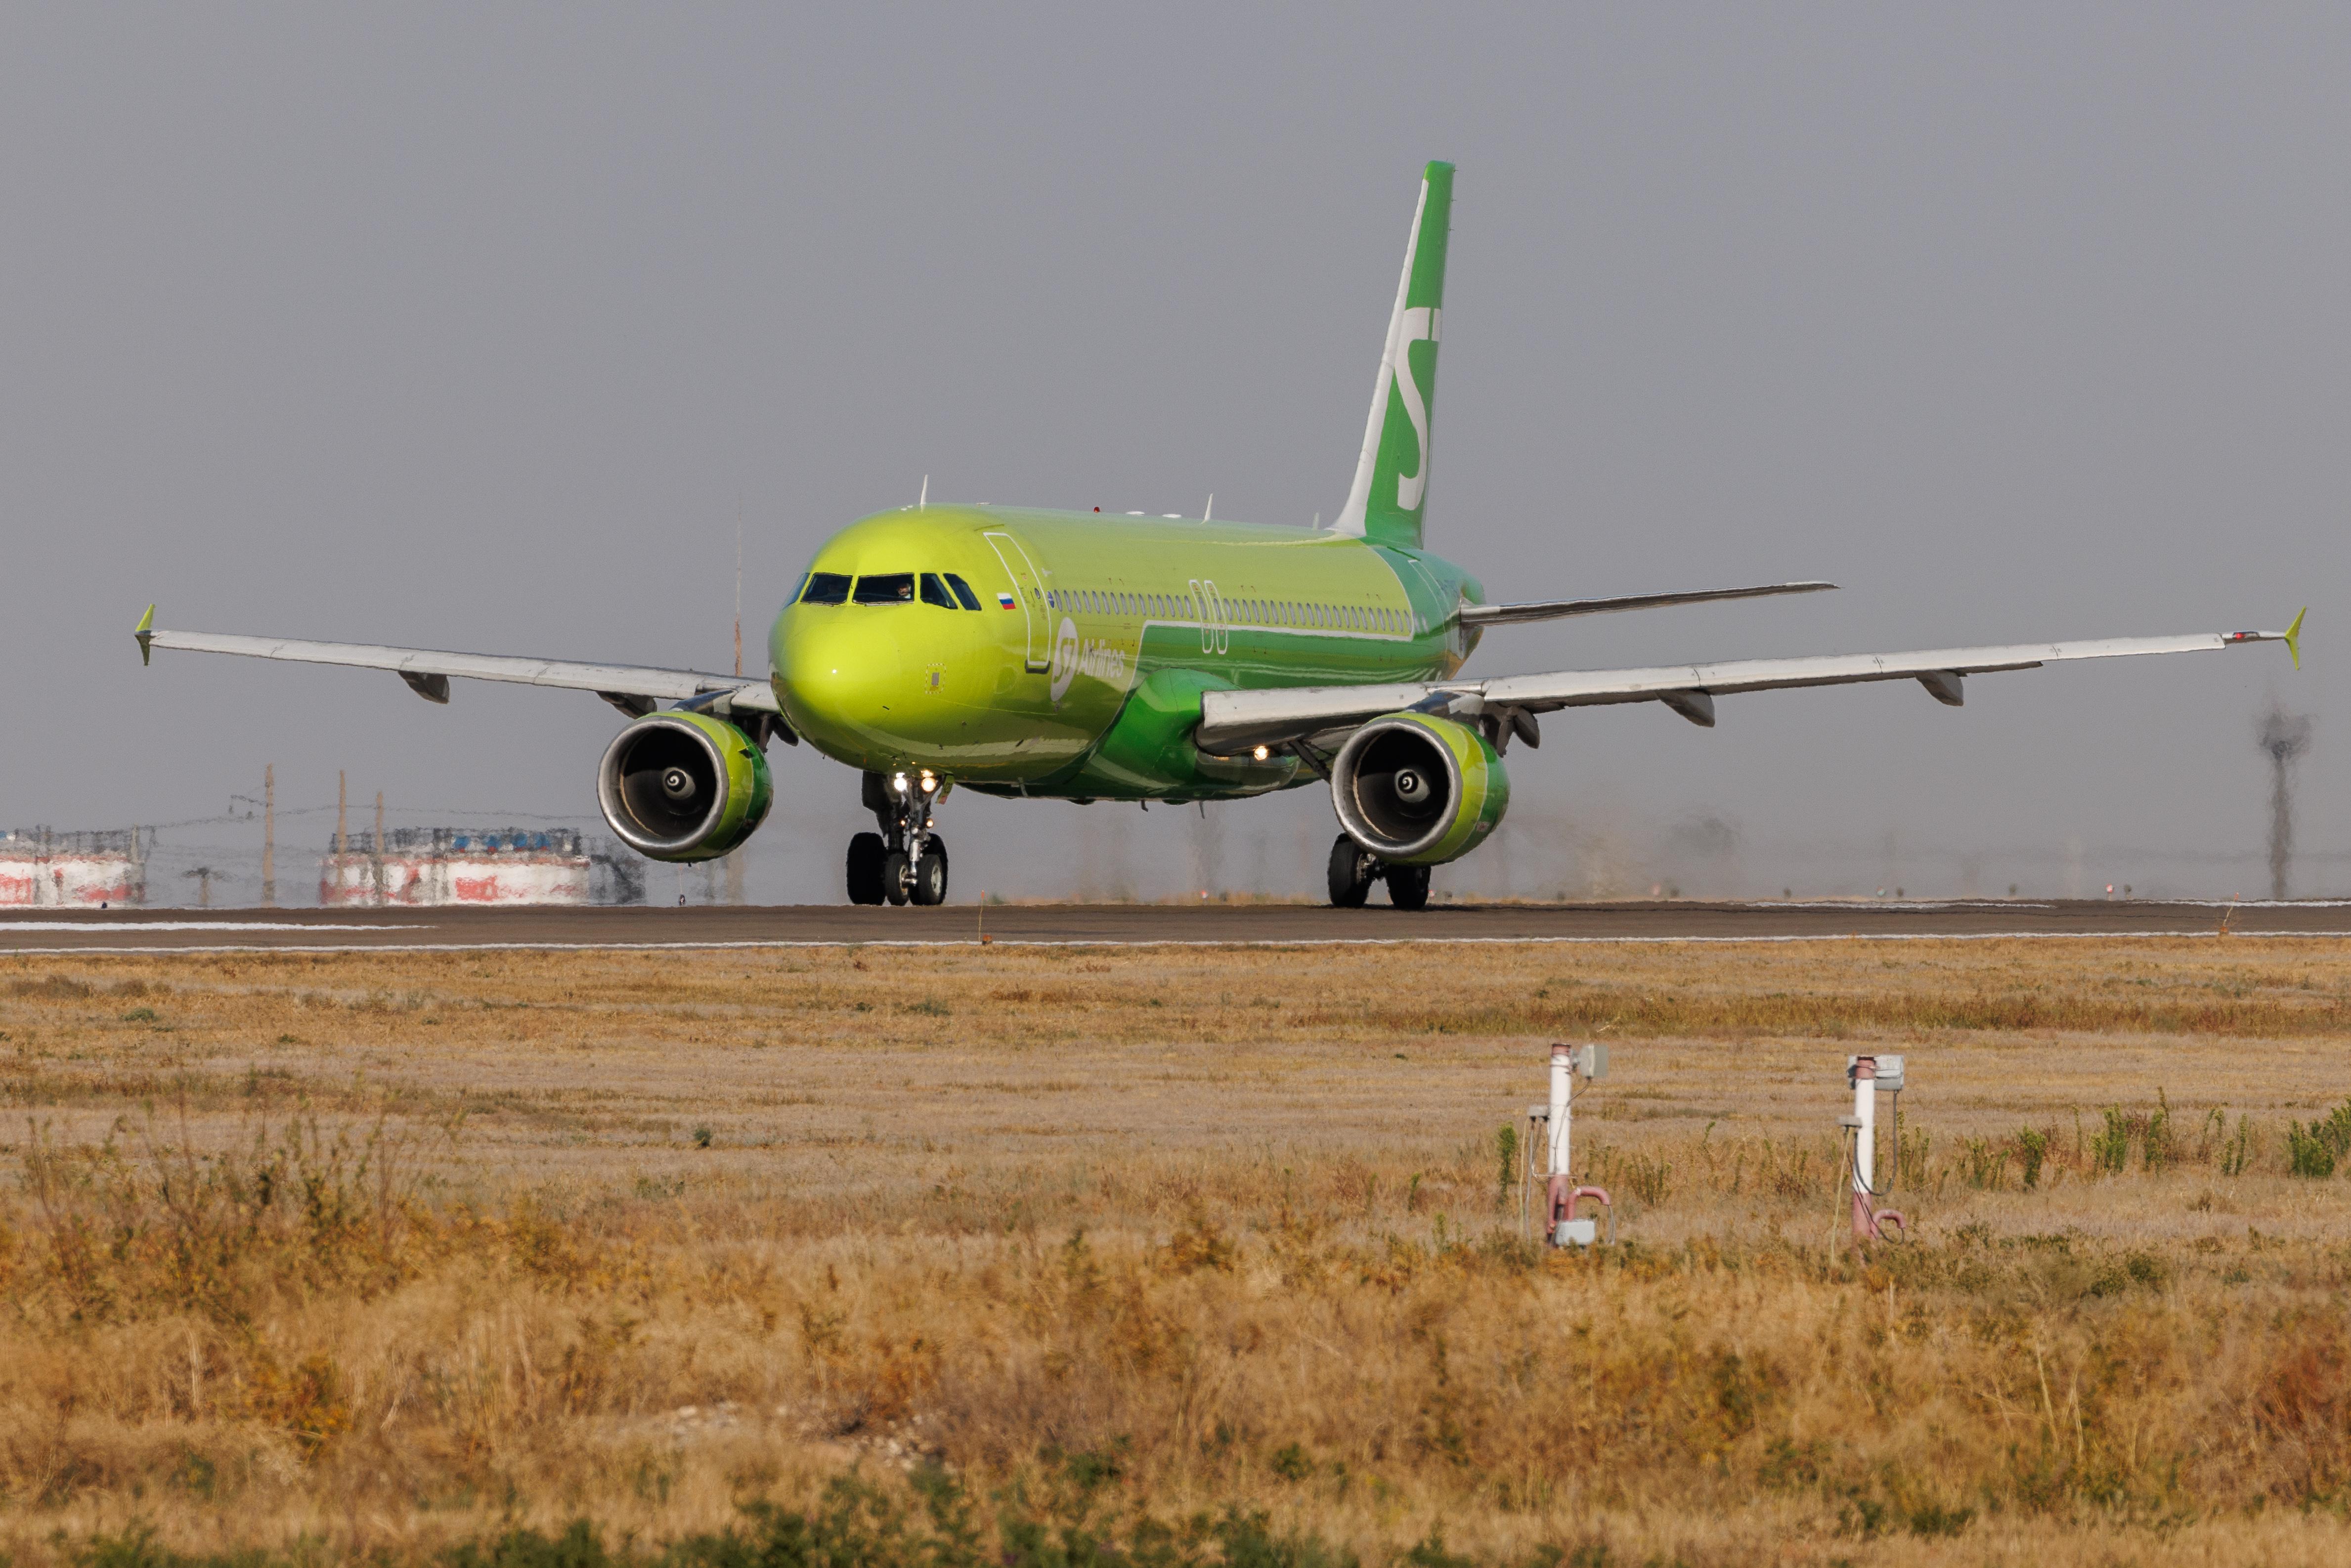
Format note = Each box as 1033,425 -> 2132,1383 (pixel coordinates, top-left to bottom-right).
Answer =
1252,745 -> 1269,761
919,770 -> 938,793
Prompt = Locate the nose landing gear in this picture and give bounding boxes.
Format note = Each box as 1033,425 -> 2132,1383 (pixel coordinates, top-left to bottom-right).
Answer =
847,770 -> 950,906
1326,833 -> 1432,910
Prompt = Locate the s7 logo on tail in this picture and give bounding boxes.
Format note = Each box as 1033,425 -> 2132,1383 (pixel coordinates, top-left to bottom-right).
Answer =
1393,306 -> 1438,511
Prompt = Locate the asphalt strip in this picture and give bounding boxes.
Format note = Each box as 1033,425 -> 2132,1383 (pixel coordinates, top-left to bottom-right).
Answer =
4,930 -> 2349,956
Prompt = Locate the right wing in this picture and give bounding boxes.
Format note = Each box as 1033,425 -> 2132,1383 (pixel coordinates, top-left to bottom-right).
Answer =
134,608 -> 787,730
1196,616 -> 2304,753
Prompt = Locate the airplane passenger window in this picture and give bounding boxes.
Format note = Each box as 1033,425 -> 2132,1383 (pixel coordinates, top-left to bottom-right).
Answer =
943,574 -> 982,610
852,573 -> 916,605
919,573 -> 956,609
800,572 -> 852,605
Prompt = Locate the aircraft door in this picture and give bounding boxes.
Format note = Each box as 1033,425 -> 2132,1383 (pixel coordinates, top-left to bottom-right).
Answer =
984,531 -> 1053,672
1188,578 -> 1230,656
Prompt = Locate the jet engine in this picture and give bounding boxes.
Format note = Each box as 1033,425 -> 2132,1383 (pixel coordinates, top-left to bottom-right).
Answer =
596,712 -> 774,863
1329,712 -> 1510,866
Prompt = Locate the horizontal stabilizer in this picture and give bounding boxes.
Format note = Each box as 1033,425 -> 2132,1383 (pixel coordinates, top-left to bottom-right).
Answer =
1458,580 -> 1835,627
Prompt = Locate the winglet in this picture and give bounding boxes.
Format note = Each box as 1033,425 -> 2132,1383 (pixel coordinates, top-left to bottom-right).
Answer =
134,605 -> 155,666
2286,606 -> 2306,671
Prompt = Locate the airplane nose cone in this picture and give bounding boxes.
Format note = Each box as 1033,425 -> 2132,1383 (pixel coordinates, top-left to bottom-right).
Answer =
776,614 -> 903,756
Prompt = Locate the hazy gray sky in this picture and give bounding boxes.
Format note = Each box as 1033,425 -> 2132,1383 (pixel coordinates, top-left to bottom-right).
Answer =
5,5 -> 2344,903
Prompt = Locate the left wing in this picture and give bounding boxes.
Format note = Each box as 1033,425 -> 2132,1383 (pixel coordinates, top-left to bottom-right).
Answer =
1196,614 -> 2305,753
134,608 -> 786,728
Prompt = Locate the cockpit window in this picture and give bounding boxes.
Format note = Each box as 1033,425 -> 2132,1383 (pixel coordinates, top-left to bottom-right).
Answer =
852,572 -> 916,605
919,572 -> 956,609
943,573 -> 982,611
800,572 -> 852,605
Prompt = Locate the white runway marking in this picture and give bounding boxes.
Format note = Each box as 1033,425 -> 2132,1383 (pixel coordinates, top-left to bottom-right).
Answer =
0,921 -> 420,933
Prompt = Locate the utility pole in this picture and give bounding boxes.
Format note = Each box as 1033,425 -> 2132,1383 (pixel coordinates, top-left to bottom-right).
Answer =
262,764 -> 276,906
374,790 -> 387,905
183,866 -> 218,908
337,771 -> 348,857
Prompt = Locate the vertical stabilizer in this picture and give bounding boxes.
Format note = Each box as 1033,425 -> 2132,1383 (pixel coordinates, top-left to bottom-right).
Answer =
1332,161 -> 1454,547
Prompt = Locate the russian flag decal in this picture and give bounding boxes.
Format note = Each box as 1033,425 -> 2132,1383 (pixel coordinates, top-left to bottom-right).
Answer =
997,591 -> 1017,609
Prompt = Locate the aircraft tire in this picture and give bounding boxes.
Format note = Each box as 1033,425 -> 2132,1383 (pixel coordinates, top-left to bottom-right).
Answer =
882,851 -> 913,906
1326,833 -> 1373,909
1386,863 -> 1432,910
846,833 -> 887,905
912,840 -> 949,906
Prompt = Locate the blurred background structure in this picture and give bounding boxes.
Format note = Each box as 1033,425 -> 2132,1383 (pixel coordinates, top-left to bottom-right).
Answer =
2258,705 -> 2314,901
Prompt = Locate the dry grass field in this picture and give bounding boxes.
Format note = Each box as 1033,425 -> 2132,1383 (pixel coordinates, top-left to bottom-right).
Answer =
4,935 -> 2351,1565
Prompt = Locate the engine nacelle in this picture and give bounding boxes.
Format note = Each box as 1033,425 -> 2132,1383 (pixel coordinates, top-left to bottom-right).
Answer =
596,712 -> 774,863
1330,712 -> 1510,866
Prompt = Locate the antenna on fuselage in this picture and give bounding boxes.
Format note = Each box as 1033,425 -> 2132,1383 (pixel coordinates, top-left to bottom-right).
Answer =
918,475 -> 928,511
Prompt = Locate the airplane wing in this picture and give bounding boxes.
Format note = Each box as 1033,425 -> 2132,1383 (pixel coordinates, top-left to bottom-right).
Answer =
1458,579 -> 1835,627
133,607 -> 786,727
1194,614 -> 2306,753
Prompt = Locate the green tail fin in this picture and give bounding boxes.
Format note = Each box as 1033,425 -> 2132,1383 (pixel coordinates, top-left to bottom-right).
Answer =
1333,161 -> 1454,548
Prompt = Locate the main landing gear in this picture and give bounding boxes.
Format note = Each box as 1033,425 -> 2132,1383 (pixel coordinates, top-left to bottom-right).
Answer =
848,769 -> 949,906
1327,833 -> 1431,911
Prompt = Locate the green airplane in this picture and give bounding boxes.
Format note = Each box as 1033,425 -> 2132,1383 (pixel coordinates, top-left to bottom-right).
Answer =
136,162 -> 2305,909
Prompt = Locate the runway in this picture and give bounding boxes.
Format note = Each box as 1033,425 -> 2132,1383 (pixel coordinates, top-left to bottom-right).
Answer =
2,898 -> 2347,953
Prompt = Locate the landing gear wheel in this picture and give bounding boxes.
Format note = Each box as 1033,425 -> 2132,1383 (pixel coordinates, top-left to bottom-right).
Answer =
1386,863 -> 1432,911
911,837 -> 949,906
846,832 -> 887,905
1327,833 -> 1373,909
881,851 -> 912,906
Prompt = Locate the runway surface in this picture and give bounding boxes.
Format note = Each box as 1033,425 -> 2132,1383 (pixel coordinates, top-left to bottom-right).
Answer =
2,899 -> 2348,953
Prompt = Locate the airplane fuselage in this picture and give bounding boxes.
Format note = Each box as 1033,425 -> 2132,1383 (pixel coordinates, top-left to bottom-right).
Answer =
770,505 -> 1486,800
